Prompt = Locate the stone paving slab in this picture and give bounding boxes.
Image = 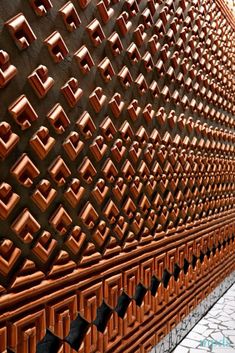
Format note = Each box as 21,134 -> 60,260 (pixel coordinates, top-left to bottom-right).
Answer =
172,284 -> 235,353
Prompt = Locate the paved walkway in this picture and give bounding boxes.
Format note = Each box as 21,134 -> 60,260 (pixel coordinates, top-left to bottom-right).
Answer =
172,283 -> 235,353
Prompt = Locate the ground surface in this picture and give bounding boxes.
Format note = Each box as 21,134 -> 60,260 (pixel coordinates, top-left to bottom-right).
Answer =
172,283 -> 235,353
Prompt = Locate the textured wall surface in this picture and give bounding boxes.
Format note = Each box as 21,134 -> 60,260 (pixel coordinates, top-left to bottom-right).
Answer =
0,0 -> 235,353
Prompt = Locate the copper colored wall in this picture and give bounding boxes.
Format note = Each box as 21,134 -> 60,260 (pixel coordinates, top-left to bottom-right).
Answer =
0,0 -> 235,352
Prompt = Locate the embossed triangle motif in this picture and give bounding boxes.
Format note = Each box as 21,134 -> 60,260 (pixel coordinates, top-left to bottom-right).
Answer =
32,231 -> 57,263
92,221 -> 110,248
0,239 -> 21,277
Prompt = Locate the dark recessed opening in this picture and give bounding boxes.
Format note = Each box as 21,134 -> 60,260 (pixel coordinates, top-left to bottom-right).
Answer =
163,269 -> 171,288
17,111 -> 29,124
65,314 -> 89,351
192,255 -> 197,269
52,45 -> 61,56
199,251 -> 204,263
173,263 -> 181,281
212,245 -> 216,256
115,291 -> 131,318
67,15 -> 74,25
183,259 -> 189,274
35,0 -> 46,7
150,275 -> 160,296
36,329 -> 61,353
134,283 -> 147,306
93,301 -> 113,333
15,30 -> 25,40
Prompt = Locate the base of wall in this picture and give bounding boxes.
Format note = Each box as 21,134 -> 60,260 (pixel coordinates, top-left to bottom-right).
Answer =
150,270 -> 235,353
